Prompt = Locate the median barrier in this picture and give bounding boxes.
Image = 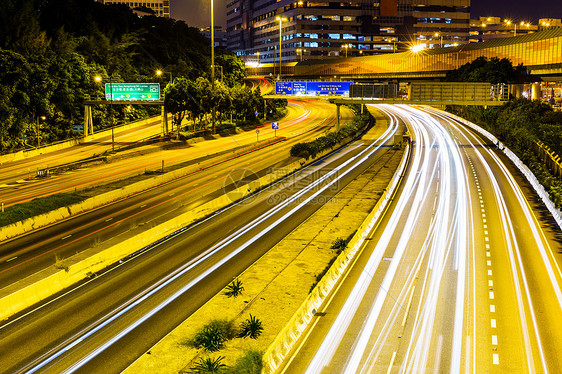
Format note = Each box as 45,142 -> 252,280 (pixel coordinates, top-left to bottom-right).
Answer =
428,107 -> 562,231
262,142 -> 411,374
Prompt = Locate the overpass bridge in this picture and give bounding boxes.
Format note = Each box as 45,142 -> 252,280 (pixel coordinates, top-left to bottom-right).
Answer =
255,28 -> 562,81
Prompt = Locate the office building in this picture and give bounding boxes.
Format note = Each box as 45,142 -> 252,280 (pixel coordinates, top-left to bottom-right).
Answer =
470,17 -> 538,43
200,26 -> 229,48
226,0 -> 470,63
99,0 -> 170,18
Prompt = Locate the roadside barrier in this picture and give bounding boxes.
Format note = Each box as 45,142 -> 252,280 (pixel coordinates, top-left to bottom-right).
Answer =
428,107 -> 562,231
262,142 -> 410,374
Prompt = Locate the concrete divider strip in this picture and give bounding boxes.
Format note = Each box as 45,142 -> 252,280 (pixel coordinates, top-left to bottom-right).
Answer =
261,142 -> 410,374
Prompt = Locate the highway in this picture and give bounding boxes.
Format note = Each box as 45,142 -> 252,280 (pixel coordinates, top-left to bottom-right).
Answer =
0,100 -> 351,286
281,105 -> 562,374
0,100 -> 305,207
0,107 -> 401,373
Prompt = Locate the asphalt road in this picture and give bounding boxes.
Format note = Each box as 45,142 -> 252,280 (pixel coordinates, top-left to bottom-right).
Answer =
0,100 -> 351,287
0,108 -> 400,373
0,100 -> 310,207
281,105 -> 562,374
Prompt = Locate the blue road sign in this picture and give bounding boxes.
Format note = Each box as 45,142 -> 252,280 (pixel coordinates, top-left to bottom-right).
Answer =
275,81 -> 352,96
272,122 -> 279,129
72,125 -> 84,133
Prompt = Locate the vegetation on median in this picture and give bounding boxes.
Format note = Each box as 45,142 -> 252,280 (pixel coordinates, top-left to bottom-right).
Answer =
0,192 -> 87,228
290,106 -> 372,160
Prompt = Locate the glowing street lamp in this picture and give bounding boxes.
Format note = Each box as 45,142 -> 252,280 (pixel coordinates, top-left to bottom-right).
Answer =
156,69 -> 173,84
95,75 -> 115,152
504,19 -> 517,36
411,44 -> 426,53
276,16 -> 288,80
434,32 -> 443,48
296,48 -> 306,61
342,44 -> 349,58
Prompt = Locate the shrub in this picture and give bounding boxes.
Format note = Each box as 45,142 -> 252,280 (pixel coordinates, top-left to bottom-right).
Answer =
189,356 -> 226,374
189,320 -> 236,352
225,350 -> 263,374
238,315 -> 263,339
224,279 -> 244,298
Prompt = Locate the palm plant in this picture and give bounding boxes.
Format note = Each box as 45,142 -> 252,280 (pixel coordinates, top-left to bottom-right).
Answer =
238,315 -> 263,339
189,356 -> 226,374
224,279 -> 244,298
193,325 -> 225,352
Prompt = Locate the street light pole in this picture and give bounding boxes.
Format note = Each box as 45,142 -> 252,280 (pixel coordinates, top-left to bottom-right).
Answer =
211,0 -> 216,133
276,16 -> 287,80
110,75 -> 114,152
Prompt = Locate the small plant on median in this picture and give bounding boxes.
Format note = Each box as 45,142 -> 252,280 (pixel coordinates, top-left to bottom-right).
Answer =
224,279 -> 244,298
238,315 -> 263,339
330,237 -> 347,253
189,320 -> 236,352
189,356 -> 226,374
225,350 -> 263,374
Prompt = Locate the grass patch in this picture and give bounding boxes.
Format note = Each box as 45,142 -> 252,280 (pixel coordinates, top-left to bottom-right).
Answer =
0,192 -> 87,228
309,232 -> 356,293
225,350 -> 263,374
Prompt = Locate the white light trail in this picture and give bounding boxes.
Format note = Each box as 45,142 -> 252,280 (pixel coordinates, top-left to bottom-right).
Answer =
20,106 -> 398,374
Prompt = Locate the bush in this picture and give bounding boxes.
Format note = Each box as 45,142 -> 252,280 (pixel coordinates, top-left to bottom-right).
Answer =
189,320 -> 236,352
238,315 -> 263,339
225,350 -> 263,374
289,110 -> 372,160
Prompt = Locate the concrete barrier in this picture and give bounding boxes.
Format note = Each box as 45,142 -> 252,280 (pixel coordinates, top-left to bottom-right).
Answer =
261,142 -> 411,374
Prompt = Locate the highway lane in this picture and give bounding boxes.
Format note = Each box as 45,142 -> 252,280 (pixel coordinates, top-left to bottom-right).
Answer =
0,116 -> 165,184
0,100 -> 310,207
0,112 -> 401,373
0,101 -> 350,288
281,105 -> 562,374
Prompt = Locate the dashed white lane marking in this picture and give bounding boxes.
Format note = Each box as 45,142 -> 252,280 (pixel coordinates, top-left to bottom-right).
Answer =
487,260 -> 492,266
105,217 -> 113,222
6,257 -> 17,262
140,204 -> 147,208
486,252 -> 491,257
489,280 -> 494,287
491,319 -> 497,328
61,235 -> 72,240
492,335 -> 498,345
489,291 -> 495,299
493,354 -> 499,365
488,270 -> 493,276
490,305 -> 495,312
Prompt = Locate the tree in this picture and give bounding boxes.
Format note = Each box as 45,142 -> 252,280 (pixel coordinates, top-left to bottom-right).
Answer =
214,49 -> 247,87
445,56 -> 530,84
164,77 -> 198,132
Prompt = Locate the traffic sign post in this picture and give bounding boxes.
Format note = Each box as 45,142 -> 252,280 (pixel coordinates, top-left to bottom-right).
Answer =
256,129 -> 260,142
272,122 -> 279,137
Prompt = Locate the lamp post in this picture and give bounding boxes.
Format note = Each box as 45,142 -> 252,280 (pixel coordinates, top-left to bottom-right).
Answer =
211,0 -> 216,132
256,52 -> 260,74
296,48 -> 306,61
435,33 -> 443,48
156,69 -> 173,84
95,74 -> 115,152
505,20 -> 517,36
276,16 -> 287,80
36,115 -> 46,148
343,44 -> 349,58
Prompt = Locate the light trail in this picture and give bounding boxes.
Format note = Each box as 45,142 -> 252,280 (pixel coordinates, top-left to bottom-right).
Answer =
18,108 -> 398,374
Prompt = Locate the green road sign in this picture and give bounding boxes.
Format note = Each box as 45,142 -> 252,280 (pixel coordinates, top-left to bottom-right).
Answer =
105,83 -> 161,101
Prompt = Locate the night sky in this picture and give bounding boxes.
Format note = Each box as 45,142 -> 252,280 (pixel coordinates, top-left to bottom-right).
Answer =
171,0 -> 562,29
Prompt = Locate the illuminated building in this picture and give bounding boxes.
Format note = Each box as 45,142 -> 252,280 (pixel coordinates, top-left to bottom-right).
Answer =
98,0 -> 170,18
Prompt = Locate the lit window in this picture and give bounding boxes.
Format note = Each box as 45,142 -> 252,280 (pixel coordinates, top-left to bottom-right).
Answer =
328,33 -> 341,39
